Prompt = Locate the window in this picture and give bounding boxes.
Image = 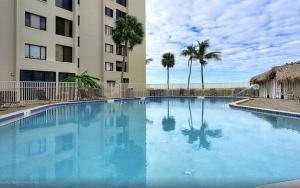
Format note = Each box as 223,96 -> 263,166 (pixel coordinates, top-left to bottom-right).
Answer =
56,0 -> 73,11
77,58 -> 80,68
105,25 -> 113,35
116,61 -> 127,72
20,70 -> 56,82
25,139 -> 47,157
56,45 -> 72,63
25,44 -> 46,60
105,44 -> 113,53
105,7 -> 113,17
25,12 -> 46,30
78,15 -> 80,26
55,134 -> 73,154
116,45 -> 127,56
116,0 -> 127,7
78,37 -> 80,47
116,9 -> 126,19
105,62 -> 114,71
59,72 -> 75,82
56,17 -> 73,37
107,80 -> 116,87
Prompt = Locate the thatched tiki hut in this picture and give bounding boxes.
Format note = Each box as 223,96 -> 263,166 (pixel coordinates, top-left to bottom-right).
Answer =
250,62 -> 300,99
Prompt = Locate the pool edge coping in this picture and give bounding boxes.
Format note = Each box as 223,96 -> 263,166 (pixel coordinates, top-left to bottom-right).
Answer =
1,96 -> 300,126
229,98 -> 300,119
0,98 -> 140,126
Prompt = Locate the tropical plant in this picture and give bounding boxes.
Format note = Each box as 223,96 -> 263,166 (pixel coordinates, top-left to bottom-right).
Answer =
112,15 -> 144,83
145,58 -> 153,65
194,40 -> 222,89
181,44 -> 197,90
161,52 -> 175,90
64,71 -> 101,88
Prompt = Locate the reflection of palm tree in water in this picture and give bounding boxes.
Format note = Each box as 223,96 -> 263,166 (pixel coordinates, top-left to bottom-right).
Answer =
182,100 -> 222,150
162,100 -> 176,131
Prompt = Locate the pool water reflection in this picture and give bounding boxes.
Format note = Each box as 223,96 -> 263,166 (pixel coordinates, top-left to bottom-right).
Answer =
0,98 -> 300,187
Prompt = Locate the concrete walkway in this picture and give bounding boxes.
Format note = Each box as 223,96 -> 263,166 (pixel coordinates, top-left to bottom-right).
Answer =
241,98 -> 300,114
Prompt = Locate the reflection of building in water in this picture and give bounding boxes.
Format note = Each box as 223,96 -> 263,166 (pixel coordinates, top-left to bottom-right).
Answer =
0,102 -> 146,185
253,113 -> 300,133
0,106 -> 80,182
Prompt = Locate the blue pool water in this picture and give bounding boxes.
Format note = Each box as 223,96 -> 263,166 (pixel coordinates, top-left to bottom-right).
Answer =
0,98 -> 300,187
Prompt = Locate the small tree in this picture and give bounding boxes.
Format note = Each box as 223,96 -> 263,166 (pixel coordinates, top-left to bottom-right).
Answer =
64,71 -> 101,88
112,15 -> 144,83
161,52 -> 175,90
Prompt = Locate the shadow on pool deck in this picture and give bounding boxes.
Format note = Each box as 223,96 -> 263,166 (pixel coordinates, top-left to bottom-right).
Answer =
241,98 -> 300,114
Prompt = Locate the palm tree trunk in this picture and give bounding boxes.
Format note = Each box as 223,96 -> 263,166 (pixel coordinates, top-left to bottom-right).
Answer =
201,63 -> 204,90
121,40 -> 128,83
187,59 -> 192,90
167,67 -> 170,90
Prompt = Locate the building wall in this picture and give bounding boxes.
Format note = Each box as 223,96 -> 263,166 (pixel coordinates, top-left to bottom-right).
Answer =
0,0 -> 16,81
258,80 -> 300,99
16,0 -> 78,82
0,0 -> 146,86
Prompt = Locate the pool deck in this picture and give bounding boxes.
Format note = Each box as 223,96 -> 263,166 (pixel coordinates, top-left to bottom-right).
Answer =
0,104 -> 40,116
241,98 -> 300,114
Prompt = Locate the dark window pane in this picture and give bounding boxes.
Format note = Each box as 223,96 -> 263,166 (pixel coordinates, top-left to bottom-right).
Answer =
59,73 -> 75,82
56,0 -> 72,11
63,46 -> 72,62
20,70 -> 33,81
25,12 -> 30,27
116,0 -> 127,7
32,72 -> 45,81
20,70 -> 56,82
105,7 -> 113,17
56,17 -> 65,36
45,72 -> 56,82
56,17 -> 72,37
40,17 -> 46,30
116,9 -> 126,19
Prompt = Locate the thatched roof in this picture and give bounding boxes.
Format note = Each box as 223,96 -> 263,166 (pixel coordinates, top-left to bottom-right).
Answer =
250,61 -> 300,84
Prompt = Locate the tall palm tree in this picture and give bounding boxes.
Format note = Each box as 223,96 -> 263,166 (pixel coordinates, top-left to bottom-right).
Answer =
181,44 -> 197,90
145,58 -> 153,65
195,40 -> 222,89
64,71 -> 101,88
161,52 -> 175,90
112,15 -> 144,83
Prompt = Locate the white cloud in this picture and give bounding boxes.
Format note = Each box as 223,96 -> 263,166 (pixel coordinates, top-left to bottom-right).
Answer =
146,0 -> 300,84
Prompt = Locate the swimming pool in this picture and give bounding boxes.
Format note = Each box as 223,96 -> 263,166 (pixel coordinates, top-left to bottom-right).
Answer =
0,98 -> 300,187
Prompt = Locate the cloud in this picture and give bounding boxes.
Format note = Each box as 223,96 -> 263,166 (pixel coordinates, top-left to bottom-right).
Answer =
146,0 -> 300,84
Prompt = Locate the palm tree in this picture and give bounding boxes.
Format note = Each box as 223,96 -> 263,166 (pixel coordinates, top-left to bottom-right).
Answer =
64,71 -> 101,88
161,52 -> 175,90
181,44 -> 197,90
145,58 -> 153,65
112,15 -> 144,83
195,40 -> 222,89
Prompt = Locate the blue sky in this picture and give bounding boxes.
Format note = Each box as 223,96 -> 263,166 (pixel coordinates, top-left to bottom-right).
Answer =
146,0 -> 300,84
